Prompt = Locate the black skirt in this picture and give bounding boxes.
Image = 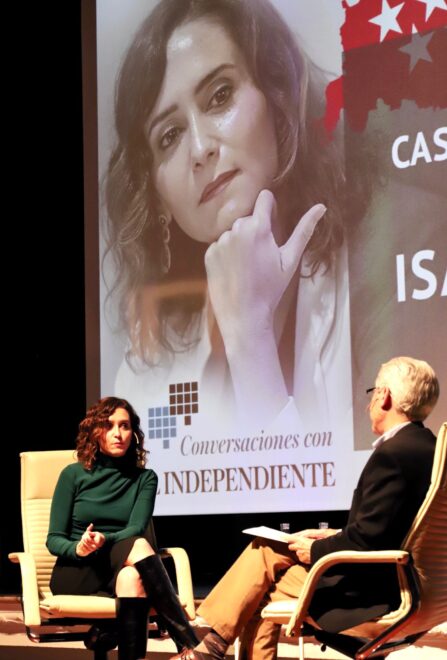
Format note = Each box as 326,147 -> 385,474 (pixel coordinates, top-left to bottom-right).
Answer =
50,536 -> 141,597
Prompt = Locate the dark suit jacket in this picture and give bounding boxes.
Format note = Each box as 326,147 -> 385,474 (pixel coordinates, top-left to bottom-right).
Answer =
308,422 -> 436,632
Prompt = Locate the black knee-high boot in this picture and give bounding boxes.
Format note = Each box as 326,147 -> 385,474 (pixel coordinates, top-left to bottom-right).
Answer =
116,597 -> 150,660
134,555 -> 199,652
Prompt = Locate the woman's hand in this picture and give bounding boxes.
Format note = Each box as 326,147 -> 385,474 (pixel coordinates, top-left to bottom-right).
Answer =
205,190 -> 326,350
76,523 -> 105,557
204,189 -> 326,425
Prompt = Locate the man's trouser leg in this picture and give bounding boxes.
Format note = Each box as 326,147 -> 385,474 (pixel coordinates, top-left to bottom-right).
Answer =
239,562 -> 309,660
197,538 -> 298,643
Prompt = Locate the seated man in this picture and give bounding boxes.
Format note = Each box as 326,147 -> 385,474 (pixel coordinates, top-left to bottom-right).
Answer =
173,356 -> 440,660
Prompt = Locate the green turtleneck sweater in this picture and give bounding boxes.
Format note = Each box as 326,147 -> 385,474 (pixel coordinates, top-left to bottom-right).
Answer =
46,454 -> 158,560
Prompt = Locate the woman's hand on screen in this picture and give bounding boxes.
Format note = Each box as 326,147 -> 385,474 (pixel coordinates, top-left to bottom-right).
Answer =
205,189 -> 326,351
204,190 -> 325,426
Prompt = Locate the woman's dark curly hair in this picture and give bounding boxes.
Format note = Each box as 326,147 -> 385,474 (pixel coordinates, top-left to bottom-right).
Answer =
104,0 -> 352,366
76,397 -> 146,470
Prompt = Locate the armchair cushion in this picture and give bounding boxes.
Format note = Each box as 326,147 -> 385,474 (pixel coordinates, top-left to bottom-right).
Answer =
39,594 -> 116,618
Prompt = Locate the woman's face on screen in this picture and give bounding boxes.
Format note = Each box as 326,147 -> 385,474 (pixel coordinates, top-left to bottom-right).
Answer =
147,18 -> 279,244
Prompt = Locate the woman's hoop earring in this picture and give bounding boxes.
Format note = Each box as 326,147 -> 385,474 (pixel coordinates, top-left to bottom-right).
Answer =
159,214 -> 171,274
134,432 -> 140,446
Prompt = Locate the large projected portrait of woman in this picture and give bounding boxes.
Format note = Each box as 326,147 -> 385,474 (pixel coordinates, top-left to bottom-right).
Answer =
100,0 -> 352,514
97,0 -> 446,515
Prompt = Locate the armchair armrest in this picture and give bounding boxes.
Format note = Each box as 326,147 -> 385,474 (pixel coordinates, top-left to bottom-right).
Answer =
159,547 -> 196,620
8,552 -> 42,626
284,550 -> 410,637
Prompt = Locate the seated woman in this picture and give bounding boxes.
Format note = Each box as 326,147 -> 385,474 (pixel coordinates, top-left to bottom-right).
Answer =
46,396 -> 198,660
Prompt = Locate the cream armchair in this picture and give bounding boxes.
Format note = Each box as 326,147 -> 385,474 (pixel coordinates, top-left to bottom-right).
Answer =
261,421 -> 447,660
9,450 -> 196,658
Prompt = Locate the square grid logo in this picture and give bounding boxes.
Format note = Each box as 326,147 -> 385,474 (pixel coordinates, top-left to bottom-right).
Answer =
148,381 -> 199,448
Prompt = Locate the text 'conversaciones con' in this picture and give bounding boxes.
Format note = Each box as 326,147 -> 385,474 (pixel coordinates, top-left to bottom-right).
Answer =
179,430 -> 332,456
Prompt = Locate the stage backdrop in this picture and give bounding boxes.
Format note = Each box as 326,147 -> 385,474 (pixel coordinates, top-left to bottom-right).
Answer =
90,0 -> 447,516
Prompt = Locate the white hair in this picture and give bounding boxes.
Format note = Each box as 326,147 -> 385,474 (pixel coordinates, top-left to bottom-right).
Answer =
375,357 -> 439,421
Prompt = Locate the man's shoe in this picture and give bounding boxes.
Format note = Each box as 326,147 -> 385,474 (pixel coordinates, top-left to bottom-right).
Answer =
169,649 -> 215,660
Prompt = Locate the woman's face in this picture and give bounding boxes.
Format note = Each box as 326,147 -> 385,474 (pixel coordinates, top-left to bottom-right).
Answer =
99,407 -> 133,457
148,18 -> 279,244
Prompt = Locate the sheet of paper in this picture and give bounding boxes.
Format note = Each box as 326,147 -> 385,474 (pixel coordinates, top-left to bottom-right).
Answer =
242,525 -> 293,544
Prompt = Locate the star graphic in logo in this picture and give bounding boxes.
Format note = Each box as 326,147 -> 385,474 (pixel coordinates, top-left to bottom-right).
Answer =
417,0 -> 447,21
369,0 -> 405,42
399,31 -> 434,71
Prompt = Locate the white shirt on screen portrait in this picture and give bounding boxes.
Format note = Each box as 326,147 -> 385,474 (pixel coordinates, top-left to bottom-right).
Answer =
114,244 -> 352,437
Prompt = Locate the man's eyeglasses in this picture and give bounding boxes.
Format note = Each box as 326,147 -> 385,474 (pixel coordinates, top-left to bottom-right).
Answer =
366,387 -> 376,395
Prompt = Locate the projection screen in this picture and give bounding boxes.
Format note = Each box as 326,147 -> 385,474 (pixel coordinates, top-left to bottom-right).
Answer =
92,0 -> 447,516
